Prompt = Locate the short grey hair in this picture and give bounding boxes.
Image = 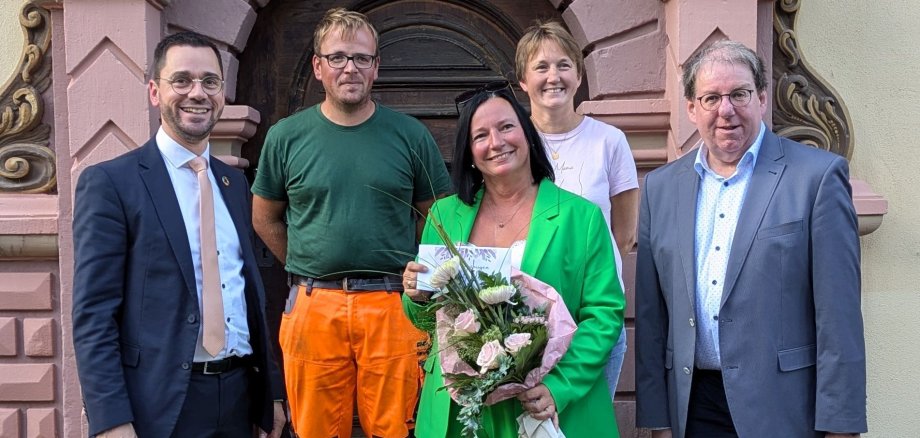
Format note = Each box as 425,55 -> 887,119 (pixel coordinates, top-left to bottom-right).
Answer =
682,40 -> 767,101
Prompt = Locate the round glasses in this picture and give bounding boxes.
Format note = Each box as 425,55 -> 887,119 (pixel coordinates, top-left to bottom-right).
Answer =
696,88 -> 754,111
318,53 -> 377,69
157,75 -> 224,96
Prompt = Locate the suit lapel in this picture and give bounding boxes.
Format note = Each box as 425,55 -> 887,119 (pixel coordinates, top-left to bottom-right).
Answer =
451,191 -> 480,243
676,159 -> 701,311
138,140 -> 197,297
720,132 -> 786,307
451,180 -> 558,276
211,159 -> 254,261
520,180 -> 559,276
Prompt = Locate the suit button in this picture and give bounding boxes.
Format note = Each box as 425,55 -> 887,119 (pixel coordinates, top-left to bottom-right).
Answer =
683,367 -> 691,375
689,318 -> 695,327
187,314 -> 196,324
181,362 -> 190,370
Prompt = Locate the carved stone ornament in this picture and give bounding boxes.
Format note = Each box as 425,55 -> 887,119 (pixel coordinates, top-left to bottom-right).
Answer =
773,0 -> 853,159
0,2 -> 54,193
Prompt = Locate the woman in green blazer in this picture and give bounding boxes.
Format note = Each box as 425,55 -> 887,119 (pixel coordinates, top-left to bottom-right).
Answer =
402,82 -> 625,437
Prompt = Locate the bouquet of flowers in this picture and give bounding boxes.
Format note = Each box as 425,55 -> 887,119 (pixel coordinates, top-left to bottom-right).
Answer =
418,242 -> 577,438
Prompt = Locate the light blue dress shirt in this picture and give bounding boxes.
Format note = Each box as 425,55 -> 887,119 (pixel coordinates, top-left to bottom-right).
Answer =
156,128 -> 253,361
692,122 -> 766,370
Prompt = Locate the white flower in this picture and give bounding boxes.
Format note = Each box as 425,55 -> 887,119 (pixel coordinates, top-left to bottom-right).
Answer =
453,310 -> 481,336
513,314 -> 547,325
476,340 -> 507,373
430,256 -> 461,290
503,333 -> 532,354
478,285 -> 516,305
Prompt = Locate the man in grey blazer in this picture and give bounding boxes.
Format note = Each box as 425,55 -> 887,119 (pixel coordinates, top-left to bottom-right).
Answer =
635,40 -> 866,438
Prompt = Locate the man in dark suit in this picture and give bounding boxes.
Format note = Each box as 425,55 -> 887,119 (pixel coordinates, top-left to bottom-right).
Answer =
635,40 -> 866,438
72,31 -> 285,438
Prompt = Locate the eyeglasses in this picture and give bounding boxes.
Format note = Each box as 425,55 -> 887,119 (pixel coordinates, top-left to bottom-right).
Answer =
454,81 -> 513,114
317,53 -> 378,69
695,88 -> 754,111
156,76 -> 224,96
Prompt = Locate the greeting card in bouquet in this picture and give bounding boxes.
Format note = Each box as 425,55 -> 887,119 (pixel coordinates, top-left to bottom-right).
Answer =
416,243 -> 511,291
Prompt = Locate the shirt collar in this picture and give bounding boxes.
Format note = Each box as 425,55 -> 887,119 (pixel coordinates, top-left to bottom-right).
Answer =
156,126 -> 211,169
693,121 -> 766,179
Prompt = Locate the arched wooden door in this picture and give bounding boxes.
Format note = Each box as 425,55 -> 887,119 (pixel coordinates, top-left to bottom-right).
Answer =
239,0 -> 564,164
237,1 -> 569,436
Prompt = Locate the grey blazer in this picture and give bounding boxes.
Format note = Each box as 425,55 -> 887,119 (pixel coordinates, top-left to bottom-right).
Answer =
635,131 -> 867,437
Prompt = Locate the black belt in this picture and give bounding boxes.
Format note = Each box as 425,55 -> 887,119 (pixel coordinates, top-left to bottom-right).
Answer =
192,355 -> 251,375
292,274 -> 404,293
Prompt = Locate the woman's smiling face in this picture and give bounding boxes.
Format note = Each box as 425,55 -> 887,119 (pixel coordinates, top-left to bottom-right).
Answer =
470,97 -> 532,184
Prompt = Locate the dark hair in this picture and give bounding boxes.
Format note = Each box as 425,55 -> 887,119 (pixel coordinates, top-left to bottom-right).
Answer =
150,31 -> 223,80
452,87 -> 554,205
682,40 -> 766,100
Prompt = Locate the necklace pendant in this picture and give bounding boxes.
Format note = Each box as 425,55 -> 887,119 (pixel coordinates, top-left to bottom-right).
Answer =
551,151 -> 560,160
498,223 -> 505,228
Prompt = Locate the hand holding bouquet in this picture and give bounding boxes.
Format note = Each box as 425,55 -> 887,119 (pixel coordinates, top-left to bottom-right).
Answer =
416,245 -> 577,438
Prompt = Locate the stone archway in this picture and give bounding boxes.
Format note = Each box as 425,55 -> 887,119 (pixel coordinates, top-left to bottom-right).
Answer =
150,2 -> 684,435
49,1 -> 885,436
49,1 -> 760,436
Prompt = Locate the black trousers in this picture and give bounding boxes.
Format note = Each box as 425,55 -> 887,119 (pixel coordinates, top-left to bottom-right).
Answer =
171,366 -> 253,438
685,368 -> 739,438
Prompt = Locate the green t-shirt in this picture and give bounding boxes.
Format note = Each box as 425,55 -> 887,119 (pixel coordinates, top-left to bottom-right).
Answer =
252,104 -> 450,278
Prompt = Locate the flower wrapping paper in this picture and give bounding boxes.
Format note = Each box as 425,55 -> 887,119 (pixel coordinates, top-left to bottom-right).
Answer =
436,267 -> 578,406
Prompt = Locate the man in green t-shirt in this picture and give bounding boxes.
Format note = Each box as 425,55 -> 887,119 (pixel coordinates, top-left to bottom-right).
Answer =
251,8 -> 449,438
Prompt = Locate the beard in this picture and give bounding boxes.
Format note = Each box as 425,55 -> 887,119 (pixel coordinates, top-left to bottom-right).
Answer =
328,79 -> 373,108
160,105 -> 220,144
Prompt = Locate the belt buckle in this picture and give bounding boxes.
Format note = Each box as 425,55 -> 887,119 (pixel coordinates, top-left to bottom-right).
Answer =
201,360 -> 222,375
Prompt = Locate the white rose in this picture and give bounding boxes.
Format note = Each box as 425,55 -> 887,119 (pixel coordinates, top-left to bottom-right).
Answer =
478,285 -> 516,305
503,333 -> 532,354
429,256 -> 461,290
476,340 -> 508,373
453,309 -> 481,336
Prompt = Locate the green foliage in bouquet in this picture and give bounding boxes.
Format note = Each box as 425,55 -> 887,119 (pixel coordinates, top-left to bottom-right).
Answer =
448,355 -> 513,438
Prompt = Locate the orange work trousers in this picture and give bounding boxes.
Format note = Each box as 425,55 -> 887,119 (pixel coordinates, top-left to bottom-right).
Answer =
280,285 -> 425,438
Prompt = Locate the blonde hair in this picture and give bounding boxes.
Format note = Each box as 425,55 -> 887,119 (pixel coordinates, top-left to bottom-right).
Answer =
312,7 -> 379,54
514,20 -> 584,83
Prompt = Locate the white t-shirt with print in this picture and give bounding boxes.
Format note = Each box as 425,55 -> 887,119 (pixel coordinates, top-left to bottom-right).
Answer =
539,116 -> 639,279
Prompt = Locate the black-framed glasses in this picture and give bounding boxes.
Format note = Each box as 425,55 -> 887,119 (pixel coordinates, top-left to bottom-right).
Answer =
696,88 -> 754,111
454,80 -> 513,114
317,53 -> 378,69
156,76 -> 224,96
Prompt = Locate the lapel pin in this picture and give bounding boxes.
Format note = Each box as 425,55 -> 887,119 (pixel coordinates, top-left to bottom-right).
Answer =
221,176 -> 230,187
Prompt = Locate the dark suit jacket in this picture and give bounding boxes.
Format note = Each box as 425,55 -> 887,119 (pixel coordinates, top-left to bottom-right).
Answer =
635,131 -> 867,437
72,138 -> 284,437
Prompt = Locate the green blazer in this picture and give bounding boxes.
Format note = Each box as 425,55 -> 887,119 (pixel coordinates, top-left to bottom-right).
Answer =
404,179 -> 625,437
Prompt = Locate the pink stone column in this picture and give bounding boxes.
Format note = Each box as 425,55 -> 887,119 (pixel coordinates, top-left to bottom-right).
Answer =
662,0 -> 774,159
56,1 -> 264,435
58,2 -> 169,436
211,105 -> 260,169
566,0 -> 670,173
